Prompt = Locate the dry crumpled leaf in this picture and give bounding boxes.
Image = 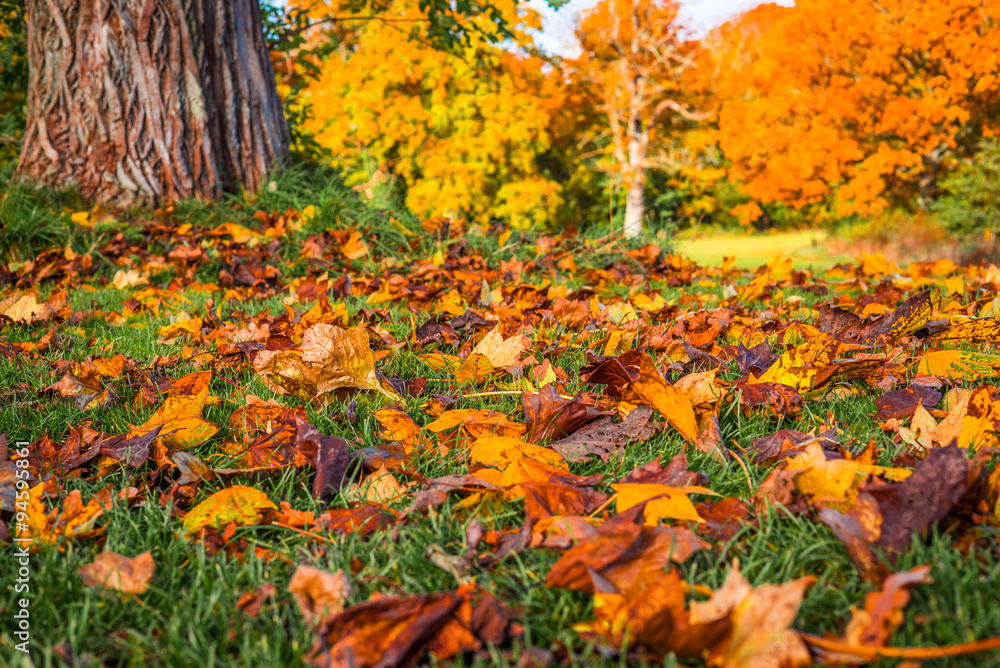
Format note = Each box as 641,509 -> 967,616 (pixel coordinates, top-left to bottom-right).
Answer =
692,561 -> 814,668
78,551 -> 154,594
289,565 -> 354,627
182,485 -> 277,536
546,500 -> 708,594
254,323 -> 403,402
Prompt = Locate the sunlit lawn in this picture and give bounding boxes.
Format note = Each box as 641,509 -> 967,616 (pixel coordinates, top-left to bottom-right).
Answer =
675,229 -> 850,269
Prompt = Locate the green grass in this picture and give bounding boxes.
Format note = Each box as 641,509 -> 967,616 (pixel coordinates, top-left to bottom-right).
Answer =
1,178 -> 999,668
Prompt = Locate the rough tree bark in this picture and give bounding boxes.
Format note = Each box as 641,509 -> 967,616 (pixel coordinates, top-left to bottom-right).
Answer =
18,0 -> 290,207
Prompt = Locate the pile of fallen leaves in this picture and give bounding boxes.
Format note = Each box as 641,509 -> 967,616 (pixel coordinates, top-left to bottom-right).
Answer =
2,210 -> 1000,666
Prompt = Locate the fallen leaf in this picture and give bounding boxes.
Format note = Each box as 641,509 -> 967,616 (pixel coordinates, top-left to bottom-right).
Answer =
78,551 -> 154,594
630,355 -> 698,441
183,485 -> 277,536
289,565 -> 354,627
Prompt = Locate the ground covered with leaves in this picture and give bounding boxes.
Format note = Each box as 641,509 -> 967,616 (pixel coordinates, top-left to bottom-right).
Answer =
1,179 -> 999,667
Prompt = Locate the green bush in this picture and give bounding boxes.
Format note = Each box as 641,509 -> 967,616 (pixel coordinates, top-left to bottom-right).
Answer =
934,138 -> 1000,237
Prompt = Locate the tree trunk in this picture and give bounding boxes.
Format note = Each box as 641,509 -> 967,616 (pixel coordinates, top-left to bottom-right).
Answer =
18,0 -> 289,207
623,132 -> 645,238
623,177 -> 644,239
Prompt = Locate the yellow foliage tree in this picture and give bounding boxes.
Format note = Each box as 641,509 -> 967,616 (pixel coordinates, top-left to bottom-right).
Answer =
294,0 -> 567,228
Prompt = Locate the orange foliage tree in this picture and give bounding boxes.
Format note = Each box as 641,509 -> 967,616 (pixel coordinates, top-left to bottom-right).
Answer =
703,0 -> 1000,223
573,0 -> 702,238
291,0 -> 568,228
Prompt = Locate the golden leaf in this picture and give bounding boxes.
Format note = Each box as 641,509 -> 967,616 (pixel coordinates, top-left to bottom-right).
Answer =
182,485 -> 277,535
631,356 -> 698,442
469,436 -> 564,468
612,483 -> 712,523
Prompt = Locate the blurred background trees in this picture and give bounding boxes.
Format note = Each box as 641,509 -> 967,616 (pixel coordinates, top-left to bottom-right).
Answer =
1,0 -> 999,248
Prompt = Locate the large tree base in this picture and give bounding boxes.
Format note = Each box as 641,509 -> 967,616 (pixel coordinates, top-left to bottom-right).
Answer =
18,0 -> 289,207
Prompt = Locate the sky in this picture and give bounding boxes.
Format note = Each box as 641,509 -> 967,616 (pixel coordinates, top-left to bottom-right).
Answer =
527,0 -> 794,57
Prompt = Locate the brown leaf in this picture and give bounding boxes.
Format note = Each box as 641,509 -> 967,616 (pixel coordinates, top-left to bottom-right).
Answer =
519,482 -> 609,522
750,428 -> 839,465
697,563 -> 814,668
868,444 -> 969,556
522,385 -> 603,443
546,501 -> 707,594
845,565 -> 931,648
298,415 -> 355,501
237,583 -> 277,618
817,497 -> 888,584
579,349 -> 642,398
876,384 -> 942,420
549,406 -> 655,463
734,382 -> 802,416
695,497 -> 753,543
620,451 -> 708,487
310,591 -> 462,667
78,551 -> 154,594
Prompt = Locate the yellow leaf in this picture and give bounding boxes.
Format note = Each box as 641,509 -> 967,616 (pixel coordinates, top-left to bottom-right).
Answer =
916,350 -> 1000,382
183,485 -> 277,535
612,483 -> 712,524
454,352 -> 494,384
0,293 -> 53,324
341,229 -> 369,260
469,436 -> 564,468
373,406 -> 423,453
131,371 -> 218,450
756,335 -> 839,391
70,210 -> 94,227
255,323 -> 403,402
786,443 -> 911,503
